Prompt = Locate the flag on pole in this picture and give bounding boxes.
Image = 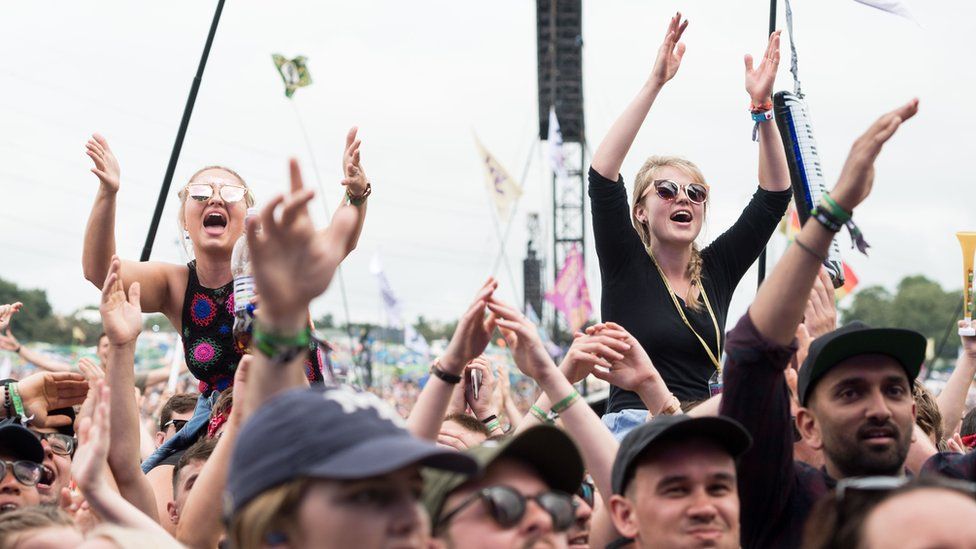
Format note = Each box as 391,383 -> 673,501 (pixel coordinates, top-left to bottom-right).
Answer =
545,245 -> 593,334
835,263 -> 861,302
370,253 -> 430,356
474,137 -> 522,220
272,54 -> 313,98
853,0 -> 916,22
547,106 -> 569,183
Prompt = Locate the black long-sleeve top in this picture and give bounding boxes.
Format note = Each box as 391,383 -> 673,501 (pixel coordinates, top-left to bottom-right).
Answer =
589,167 -> 791,410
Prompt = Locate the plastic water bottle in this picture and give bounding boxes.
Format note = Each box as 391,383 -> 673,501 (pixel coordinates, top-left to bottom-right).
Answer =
232,208 -> 259,353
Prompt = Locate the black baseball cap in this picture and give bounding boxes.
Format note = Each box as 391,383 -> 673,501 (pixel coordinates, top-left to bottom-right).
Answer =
611,415 -> 752,495
0,419 -> 44,463
797,322 -> 926,406
224,387 -> 476,519
423,425 -> 585,528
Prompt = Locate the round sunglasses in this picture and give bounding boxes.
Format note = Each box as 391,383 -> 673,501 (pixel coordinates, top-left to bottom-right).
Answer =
437,485 -> 575,533
184,182 -> 249,204
0,459 -> 42,487
647,179 -> 709,205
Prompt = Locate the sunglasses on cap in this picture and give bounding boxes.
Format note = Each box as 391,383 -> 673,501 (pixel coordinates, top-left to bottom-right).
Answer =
31,431 -> 75,457
163,419 -> 188,433
645,179 -> 709,205
0,459 -> 42,487
437,485 -> 576,533
184,182 -> 249,204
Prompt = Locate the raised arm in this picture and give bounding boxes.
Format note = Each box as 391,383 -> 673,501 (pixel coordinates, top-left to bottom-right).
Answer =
936,323 -> 976,437
82,134 -> 173,314
406,280 -> 498,440
0,330 -> 72,372
590,13 -> 687,180
245,159 -> 361,416
99,256 -> 160,521
333,126 -> 369,257
746,31 -> 791,192
750,100 -> 918,344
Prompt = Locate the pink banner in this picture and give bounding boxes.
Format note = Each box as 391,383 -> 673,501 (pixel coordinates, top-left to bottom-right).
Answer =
545,245 -> 592,333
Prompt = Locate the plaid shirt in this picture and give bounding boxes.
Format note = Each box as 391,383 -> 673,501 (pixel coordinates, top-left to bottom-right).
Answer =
922,447 -> 976,480
719,313 -> 833,549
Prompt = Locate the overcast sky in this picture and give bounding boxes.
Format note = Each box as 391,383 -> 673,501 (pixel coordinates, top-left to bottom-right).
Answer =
2,0 -> 973,331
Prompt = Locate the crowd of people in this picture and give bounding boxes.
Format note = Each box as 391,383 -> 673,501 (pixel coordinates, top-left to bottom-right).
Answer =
2,13 -> 975,549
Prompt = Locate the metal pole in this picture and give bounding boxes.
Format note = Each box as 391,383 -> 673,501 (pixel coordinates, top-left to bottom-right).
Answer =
140,0 -> 226,261
757,0 -> 777,287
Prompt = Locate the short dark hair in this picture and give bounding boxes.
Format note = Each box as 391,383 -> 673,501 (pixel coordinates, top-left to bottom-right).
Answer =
443,413 -> 491,437
173,437 -> 218,494
913,380 -> 944,446
159,393 -> 199,432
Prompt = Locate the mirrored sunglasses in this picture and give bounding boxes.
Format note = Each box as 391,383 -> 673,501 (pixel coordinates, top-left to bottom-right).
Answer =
0,459 -> 42,486
651,179 -> 709,205
185,183 -> 248,203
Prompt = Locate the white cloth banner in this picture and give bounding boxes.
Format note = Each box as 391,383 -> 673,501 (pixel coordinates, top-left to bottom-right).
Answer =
853,0 -> 916,21
547,106 -> 569,183
370,254 -> 404,329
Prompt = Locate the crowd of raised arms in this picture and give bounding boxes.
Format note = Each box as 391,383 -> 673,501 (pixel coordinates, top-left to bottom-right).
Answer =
2,14 -> 974,549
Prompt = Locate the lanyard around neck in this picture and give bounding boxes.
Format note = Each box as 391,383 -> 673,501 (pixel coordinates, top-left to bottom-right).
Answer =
648,250 -> 722,371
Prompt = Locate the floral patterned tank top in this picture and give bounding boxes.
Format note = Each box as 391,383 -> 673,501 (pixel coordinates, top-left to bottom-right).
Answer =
181,261 -> 327,394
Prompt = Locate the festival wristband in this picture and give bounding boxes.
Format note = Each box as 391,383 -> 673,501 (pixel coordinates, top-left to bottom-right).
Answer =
751,109 -> 773,142
819,193 -> 852,224
550,390 -> 581,415
485,419 -> 501,432
750,99 -> 774,112
811,207 -> 843,232
253,324 -> 311,362
530,404 -> 554,424
480,414 -> 498,425
9,383 -> 25,417
346,181 -> 372,206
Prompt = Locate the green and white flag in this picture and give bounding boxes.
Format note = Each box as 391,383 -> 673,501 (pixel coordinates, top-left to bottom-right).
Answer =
272,54 -> 312,98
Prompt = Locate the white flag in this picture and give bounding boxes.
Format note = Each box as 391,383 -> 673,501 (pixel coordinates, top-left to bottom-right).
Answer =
404,325 -> 430,357
853,0 -> 916,21
370,254 -> 404,329
474,136 -> 523,220
547,106 -> 569,183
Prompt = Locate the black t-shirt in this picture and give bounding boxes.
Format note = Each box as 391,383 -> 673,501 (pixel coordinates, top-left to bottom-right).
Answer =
588,167 -> 791,410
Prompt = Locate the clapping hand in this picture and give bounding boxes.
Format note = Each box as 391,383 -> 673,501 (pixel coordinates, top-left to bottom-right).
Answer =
559,330 -> 630,384
486,297 -> 555,381
72,380 -> 111,494
0,303 -> 22,333
247,159 -> 359,332
831,100 -> 919,211
341,127 -> 368,199
583,322 -> 658,392
86,134 -> 121,193
441,279 -> 498,375
100,256 -> 142,346
744,31 -> 781,105
649,13 -> 688,87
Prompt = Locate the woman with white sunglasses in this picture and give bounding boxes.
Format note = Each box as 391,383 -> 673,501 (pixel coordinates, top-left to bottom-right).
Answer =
589,14 -> 792,431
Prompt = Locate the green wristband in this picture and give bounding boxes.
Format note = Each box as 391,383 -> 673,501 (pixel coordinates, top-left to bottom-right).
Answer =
820,193 -> 852,224
9,383 -> 25,417
530,404 -> 554,425
253,324 -> 312,360
485,420 -> 501,432
550,390 -> 581,415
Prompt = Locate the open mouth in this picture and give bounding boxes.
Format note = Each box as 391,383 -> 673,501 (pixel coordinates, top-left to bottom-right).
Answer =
670,209 -> 693,224
568,534 -> 589,546
0,502 -> 18,513
37,465 -> 55,492
203,212 -> 227,228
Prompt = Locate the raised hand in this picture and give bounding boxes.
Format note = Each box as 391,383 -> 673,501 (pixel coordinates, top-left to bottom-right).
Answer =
831,99 -> 919,211
745,31 -> 781,105
0,303 -> 22,333
803,269 -> 838,339
649,12 -> 688,87
960,320 -> 976,359
341,127 -> 368,199
86,134 -> 121,193
559,331 -> 629,384
100,256 -> 142,346
17,371 -> 89,428
486,296 -> 555,381
72,380 -> 111,493
583,322 -> 658,392
440,279 -> 498,374
0,329 -> 20,352
247,159 -> 359,332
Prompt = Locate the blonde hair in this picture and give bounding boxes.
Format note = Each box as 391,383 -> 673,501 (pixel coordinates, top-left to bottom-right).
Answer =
630,156 -> 707,310
0,506 -> 74,548
228,478 -> 308,549
176,165 -> 256,259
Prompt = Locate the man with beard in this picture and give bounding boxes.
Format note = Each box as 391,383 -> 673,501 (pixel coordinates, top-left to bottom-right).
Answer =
716,99 -> 922,549
0,419 -> 44,515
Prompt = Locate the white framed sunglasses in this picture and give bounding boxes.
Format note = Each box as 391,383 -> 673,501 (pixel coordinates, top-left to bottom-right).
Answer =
184,182 -> 249,204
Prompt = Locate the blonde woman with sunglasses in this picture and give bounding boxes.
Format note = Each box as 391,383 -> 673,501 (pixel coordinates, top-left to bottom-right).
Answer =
81,130 -> 368,469
589,14 -> 791,432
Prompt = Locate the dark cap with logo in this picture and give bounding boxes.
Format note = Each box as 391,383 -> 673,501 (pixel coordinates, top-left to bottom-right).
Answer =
422,425 -> 584,528
797,322 -> 926,406
611,415 -> 752,495
225,387 -> 477,519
